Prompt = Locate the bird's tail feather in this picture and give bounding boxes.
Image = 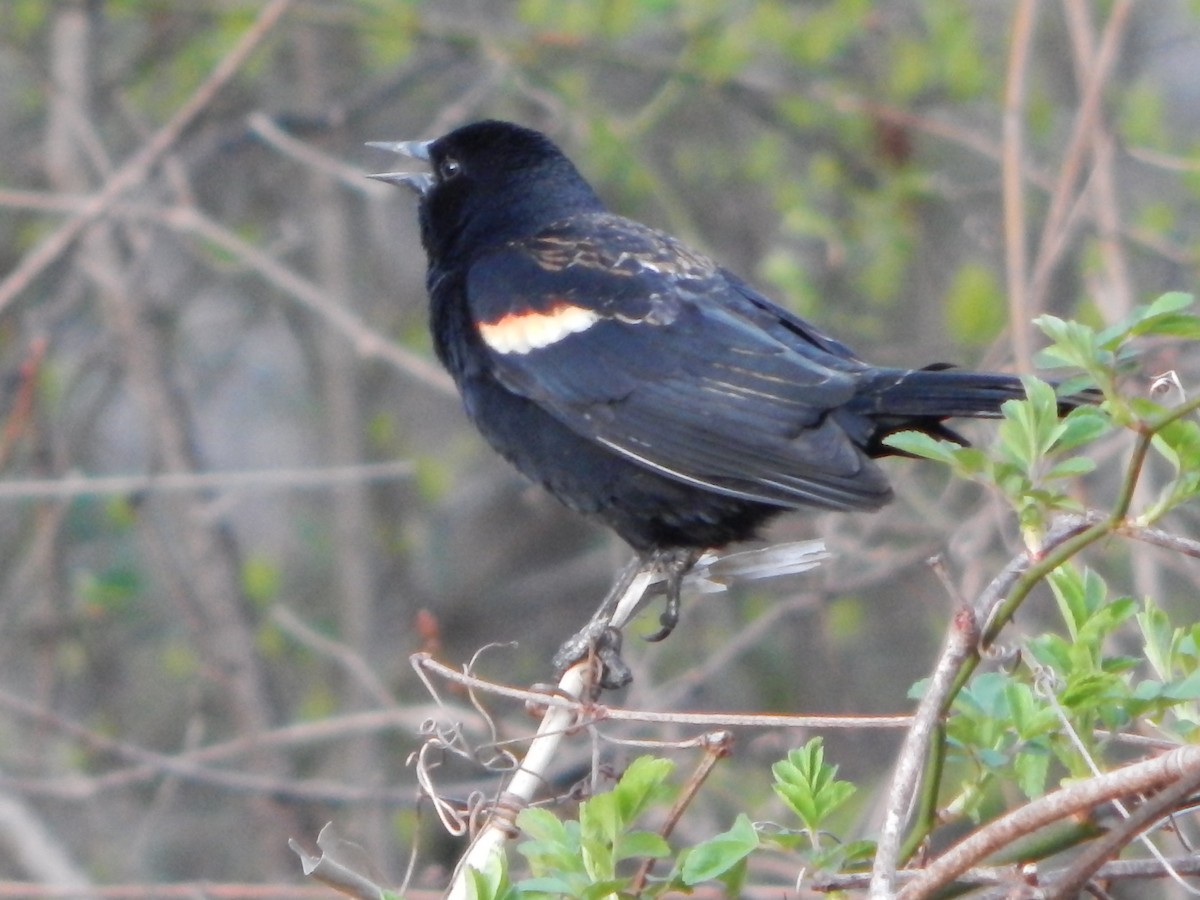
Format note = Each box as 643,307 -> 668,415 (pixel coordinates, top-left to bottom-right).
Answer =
853,365 -> 1096,456
860,365 -> 1028,420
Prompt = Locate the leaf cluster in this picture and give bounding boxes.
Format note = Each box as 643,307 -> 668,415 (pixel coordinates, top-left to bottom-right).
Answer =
887,293 -> 1200,539
462,739 -> 865,899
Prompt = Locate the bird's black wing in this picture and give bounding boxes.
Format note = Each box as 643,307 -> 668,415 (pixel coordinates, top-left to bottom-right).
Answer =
465,213 -> 893,512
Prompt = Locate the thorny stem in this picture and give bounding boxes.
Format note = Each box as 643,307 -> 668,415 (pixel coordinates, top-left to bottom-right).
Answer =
896,515 -> 1091,865
870,608 -> 977,899
907,724 -> 945,863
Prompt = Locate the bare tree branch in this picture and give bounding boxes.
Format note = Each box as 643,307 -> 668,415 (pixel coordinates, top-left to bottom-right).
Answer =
0,0 -> 296,317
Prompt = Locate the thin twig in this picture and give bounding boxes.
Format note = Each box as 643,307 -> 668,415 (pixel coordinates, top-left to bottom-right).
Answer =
270,606 -> 398,709
0,884 -> 341,899
1061,0 -> 1134,321
8,193 -> 454,393
290,823 -> 388,900
1002,0 -> 1038,372
895,471 -> 1200,864
0,688 -> 480,802
1047,801 -> 1200,898
1127,146 -> 1200,172
246,111 -> 388,194
1027,0 -> 1133,318
413,654 -> 911,730
1110,516 -> 1200,560
629,731 -> 733,893
0,0 -> 296,317
158,204 -> 455,394
0,460 -> 413,501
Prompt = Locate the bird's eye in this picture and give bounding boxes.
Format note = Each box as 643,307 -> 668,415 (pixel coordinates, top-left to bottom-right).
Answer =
438,157 -> 462,180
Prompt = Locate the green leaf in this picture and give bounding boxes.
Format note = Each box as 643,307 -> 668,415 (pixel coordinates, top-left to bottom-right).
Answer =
882,430 -> 959,464
1055,406 -> 1112,451
615,830 -> 670,861
1119,82 -> 1166,144
1151,418 -> 1200,474
1060,671 -> 1125,710
1027,633 -> 1073,674
1034,314 -> 1105,372
1045,456 -> 1096,480
680,814 -> 759,885
1000,376 -> 1065,469
977,747 -> 1008,768
517,807 -> 570,845
1138,600 -> 1175,680
462,852 -> 510,900
579,880 -> 629,900
1142,290 -> 1193,315
465,865 -> 492,900
1164,669 -> 1200,701
1047,566 -> 1095,640
1097,292 -> 1196,348
1005,682 -> 1057,739
957,671 -> 1011,718
578,833 -> 613,883
841,839 -> 879,866
611,756 -> 674,830
1133,314 -> 1200,339
1077,597 -> 1138,646
516,810 -> 586,884
1133,679 -> 1166,702
241,556 -> 281,606
580,791 -> 617,850
772,739 -> 857,835
1014,746 -> 1051,798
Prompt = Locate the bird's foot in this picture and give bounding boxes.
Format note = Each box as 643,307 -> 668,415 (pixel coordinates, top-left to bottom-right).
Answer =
553,548 -> 700,689
642,548 -> 700,643
641,590 -> 679,643
553,624 -> 631,690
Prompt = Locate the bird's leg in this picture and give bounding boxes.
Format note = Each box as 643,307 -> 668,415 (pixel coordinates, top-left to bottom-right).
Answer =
553,555 -> 649,690
643,548 -> 701,643
553,548 -> 701,688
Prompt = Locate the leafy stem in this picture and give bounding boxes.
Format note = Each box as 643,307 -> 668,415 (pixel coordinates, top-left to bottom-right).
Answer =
899,388 -> 1200,863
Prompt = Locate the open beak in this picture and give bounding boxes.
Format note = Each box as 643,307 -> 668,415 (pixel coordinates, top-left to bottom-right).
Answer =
366,139 -> 434,196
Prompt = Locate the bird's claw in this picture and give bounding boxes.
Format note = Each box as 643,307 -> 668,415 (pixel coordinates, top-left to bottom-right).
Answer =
554,623 -> 632,690
642,591 -> 680,643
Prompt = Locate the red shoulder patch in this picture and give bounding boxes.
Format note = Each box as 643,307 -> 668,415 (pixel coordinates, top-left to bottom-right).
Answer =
478,300 -> 601,355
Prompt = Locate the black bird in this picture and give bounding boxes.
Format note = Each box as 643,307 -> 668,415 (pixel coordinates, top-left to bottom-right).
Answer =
370,121 -> 1060,683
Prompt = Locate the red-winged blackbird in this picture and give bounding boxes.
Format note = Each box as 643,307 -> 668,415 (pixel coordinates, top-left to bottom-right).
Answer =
370,121 -> 1067,681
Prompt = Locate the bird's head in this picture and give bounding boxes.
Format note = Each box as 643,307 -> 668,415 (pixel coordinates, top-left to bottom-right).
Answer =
369,120 -> 604,265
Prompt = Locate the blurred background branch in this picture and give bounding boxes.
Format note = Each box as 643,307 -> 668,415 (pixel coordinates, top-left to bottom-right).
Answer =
0,1 -> 1197,896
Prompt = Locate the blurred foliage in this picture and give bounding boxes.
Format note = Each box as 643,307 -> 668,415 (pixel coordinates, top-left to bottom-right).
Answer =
0,0 -> 1198,895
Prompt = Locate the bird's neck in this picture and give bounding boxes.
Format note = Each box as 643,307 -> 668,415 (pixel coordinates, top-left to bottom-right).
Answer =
424,175 -> 605,268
